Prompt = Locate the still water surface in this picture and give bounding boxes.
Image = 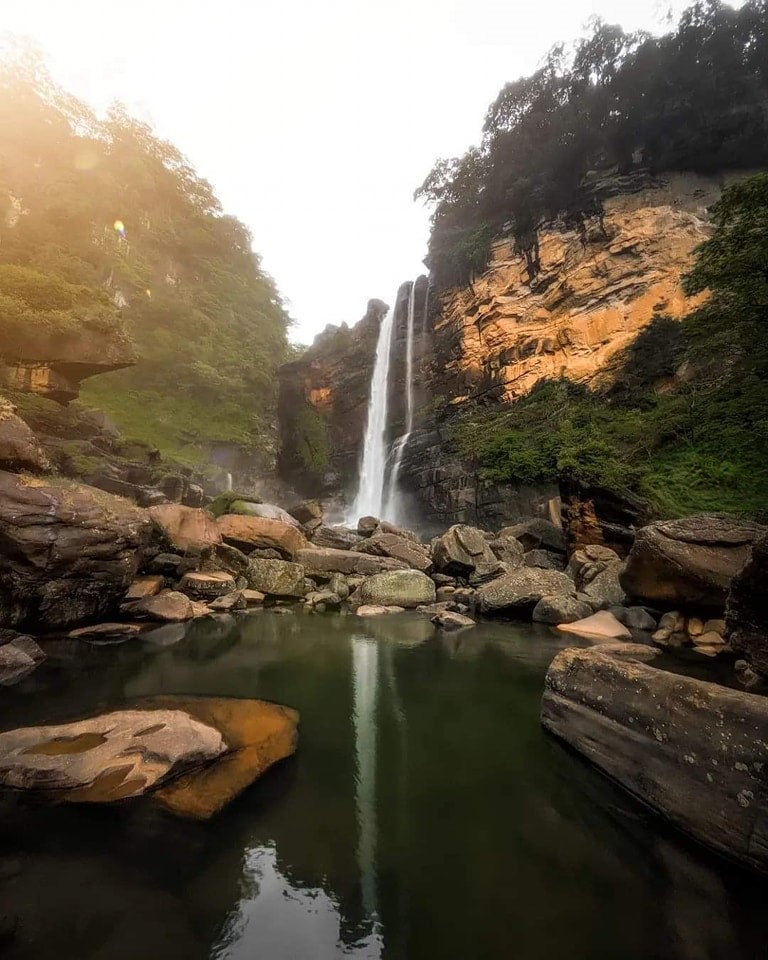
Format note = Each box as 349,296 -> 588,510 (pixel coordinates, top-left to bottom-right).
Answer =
0,610 -> 766,960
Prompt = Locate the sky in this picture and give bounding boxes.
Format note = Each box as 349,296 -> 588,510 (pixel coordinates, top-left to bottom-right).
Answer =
1,0 -> 708,342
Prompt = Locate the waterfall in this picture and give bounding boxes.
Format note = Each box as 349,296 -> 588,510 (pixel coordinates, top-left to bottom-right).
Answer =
350,299 -> 397,521
384,282 -> 417,520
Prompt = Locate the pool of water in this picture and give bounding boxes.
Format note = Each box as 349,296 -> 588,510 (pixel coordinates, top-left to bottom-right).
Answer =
0,610 -> 766,960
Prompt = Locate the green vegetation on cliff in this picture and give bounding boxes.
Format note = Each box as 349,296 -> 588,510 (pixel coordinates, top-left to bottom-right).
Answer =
450,173 -> 768,520
0,46 -> 290,464
417,0 -> 768,286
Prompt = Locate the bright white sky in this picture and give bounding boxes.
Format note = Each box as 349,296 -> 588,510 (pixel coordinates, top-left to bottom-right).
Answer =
0,0 -> 713,341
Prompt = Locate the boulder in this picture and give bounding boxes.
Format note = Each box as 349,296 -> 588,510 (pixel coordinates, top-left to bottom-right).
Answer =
557,610 -> 632,640
621,515 -> 765,610
431,610 -> 475,631
296,547 -> 408,579
125,576 -> 165,601
149,504 -> 221,553
524,549 -> 565,571
357,516 -> 379,537
353,532 -> 431,571
541,645 -> 768,873
229,500 -> 299,525
532,595 -> 593,625
0,398 -> 50,472
378,520 -> 419,542
0,634 -> 44,685
726,532 -> 768,674
148,553 -> 196,577
310,524 -> 362,551
198,542 -> 250,582
355,570 -> 436,609
581,562 -> 627,607
178,571 -> 236,600
355,605 -> 404,617
328,573 -> 350,600
69,623 -> 144,641
0,708 -> 226,800
216,515 -> 308,559
208,591 -> 247,612
432,524 -> 504,583
241,589 -> 266,605
288,500 -> 324,525
133,590 -> 195,622
0,471 -> 151,630
477,568 -> 573,616
617,606 -> 657,631
498,518 -> 566,555
488,537 -> 524,569
246,558 -> 305,598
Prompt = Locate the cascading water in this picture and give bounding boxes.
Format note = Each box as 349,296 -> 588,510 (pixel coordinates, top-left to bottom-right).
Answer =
384,282 -> 417,520
349,300 -> 397,521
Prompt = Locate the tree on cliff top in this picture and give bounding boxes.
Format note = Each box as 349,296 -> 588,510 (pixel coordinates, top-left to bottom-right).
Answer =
417,0 -> 768,287
0,45 -> 290,464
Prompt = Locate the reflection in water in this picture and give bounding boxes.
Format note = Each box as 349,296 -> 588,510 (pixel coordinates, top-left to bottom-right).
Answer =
352,636 -> 383,955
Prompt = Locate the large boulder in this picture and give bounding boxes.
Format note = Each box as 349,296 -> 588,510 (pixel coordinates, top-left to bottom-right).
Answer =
353,532 -> 431,571
726,532 -> 768,673
0,471 -> 151,629
477,567 -> 573,616
288,499 -> 324,526
355,570 -> 436,609
310,524 -> 362,551
541,644 -> 768,873
0,397 -> 50,472
216,515 -> 308,559
148,504 -> 221,553
229,500 -> 299,525
498,518 -> 566,555
246,558 -> 306,598
296,547 -> 408,579
488,537 -> 524,569
620,515 -> 765,610
532,595 -> 592,625
432,525 -> 503,584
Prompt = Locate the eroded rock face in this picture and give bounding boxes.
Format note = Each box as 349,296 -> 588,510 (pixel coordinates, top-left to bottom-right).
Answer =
0,472 -> 151,629
355,570 -> 436,609
0,709 -> 226,799
621,515 -> 765,610
726,532 -> 768,674
541,645 -> 768,873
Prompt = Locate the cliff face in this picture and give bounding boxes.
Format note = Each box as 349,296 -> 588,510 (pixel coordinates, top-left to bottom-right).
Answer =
278,172 -> 727,526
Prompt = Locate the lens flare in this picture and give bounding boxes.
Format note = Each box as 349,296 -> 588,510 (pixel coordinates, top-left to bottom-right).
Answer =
113,220 -> 126,238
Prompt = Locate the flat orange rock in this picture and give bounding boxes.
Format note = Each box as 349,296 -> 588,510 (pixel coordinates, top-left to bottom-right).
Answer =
138,695 -> 299,820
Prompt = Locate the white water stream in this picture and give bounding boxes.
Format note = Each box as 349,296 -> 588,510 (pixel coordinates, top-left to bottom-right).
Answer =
384,282 -> 417,520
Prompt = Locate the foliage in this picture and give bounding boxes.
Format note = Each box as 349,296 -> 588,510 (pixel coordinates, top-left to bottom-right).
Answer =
450,174 -> 768,519
0,47 -> 290,458
292,406 -> 331,476
416,1 -> 768,286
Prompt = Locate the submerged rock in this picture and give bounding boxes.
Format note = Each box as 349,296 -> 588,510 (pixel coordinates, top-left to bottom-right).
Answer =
541,644 -> 768,873
355,569 -> 436,609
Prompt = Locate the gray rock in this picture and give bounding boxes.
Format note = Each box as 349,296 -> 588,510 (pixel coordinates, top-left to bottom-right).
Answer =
431,610 -> 475,631
353,532 -> 431,571
524,549 -> 566,571
328,573 -> 350,600
477,568 -> 573,616
498,519 -> 566,555
355,570 -> 436,609
310,524 -> 362,551
296,547 -> 407,579
618,606 -> 657,631
357,516 -> 379,537
246,559 -> 306,598
288,499 -> 324,525
532,595 -> 593,625
432,525 -> 504,584
582,562 -> 627,607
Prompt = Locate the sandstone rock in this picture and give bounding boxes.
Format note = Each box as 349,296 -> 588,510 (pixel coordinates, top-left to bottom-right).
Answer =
216,515 -> 308,560
686,616 -> 704,637
0,472 -> 151,630
241,589 -> 265,605
498,519 -> 566,555
703,618 -> 726,636
0,398 -> 50,472
532,595 -> 593,625
296,547 -> 407,579
134,590 -> 194,622
355,604 -> 404,617
310,524 -> 362,550
541,644 -> 768,872
288,499 -> 324,525
567,544 -> 622,587
209,591 -> 247,612
125,576 -> 164,601
524,548 -> 565,571
198,542 -> 251,581
488,536 -> 525,569
557,610 -> 632,640
357,516 -> 380,537
353,532 -> 431,571
477,567 -> 573,616
69,623 -> 144,641
621,515 -> 765,610
431,610 -> 475,631
178,571 -> 236,600
432,574 -> 458,587
246,558 -> 305,598
436,586 -> 456,601
378,520 -> 419,542
355,570 -> 436,609
0,709 -> 226,800
726,532 -> 768,674
149,504 -> 221,553
432,524 -> 504,584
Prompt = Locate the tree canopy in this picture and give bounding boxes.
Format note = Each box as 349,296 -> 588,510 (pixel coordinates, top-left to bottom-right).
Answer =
416,0 -> 768,286
0,44 -> 290,464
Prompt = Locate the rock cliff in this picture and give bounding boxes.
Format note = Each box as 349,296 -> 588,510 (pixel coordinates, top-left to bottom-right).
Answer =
277,172 -> 730,526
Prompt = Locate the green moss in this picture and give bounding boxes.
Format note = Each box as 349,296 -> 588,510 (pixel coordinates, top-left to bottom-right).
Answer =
208,490 -> 262,518
292,406 -> 331,475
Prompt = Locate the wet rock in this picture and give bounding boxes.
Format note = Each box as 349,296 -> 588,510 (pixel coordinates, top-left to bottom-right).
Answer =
296,547 -> 407,579
353,532 -> 431,571
557,610 -> 632,640
622,515 -> 765,610
432,524 -> 504,584
216,515 -> 308,560
241,589 -> 265,605
477,567 -> 573,616
69,623 -> 144,641
355,604 -> 404,617
182,483 -> 205,508
134,590 -> 195,622
149,504 -> 221,553
246,559 -> 305,598
617,606 -> 657,631
305,590 -> 342,610
498,519 -> 566,555
524,548 -> 566,571
125,576 -> 165,601
178,571 -> 236,600
431,610 -> 475,631
541,644 -> 768,873
0,709 -> 226,799
209,591 -> 247,612
0,471 -> 151,630
355,570 -> 436,609
532,595 -> 593,625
